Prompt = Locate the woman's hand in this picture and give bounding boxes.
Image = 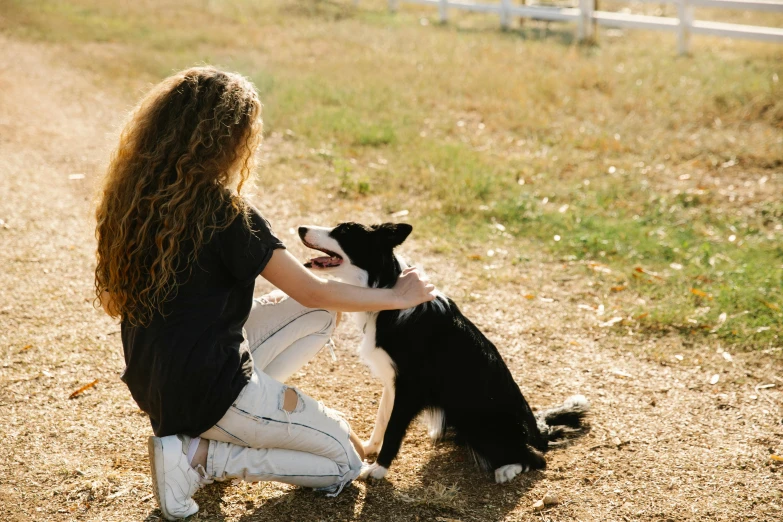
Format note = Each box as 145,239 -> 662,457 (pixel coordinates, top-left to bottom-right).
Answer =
100,290 -> 118,317
392,267 -> 436,309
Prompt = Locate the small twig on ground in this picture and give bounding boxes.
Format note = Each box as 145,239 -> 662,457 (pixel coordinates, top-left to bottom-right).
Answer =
69,379 -> 99,399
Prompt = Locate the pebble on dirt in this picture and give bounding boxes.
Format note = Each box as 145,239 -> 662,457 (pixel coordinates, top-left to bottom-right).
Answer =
533,492 -> 559,511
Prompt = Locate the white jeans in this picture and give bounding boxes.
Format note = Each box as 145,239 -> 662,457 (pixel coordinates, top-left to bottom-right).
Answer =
199,295 -> 362,494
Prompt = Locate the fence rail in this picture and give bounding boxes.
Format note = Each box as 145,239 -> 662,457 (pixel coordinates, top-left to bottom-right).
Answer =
370,0 -> 783,53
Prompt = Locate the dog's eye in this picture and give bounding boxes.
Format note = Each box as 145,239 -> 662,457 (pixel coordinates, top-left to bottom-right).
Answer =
334,224 -> 356,236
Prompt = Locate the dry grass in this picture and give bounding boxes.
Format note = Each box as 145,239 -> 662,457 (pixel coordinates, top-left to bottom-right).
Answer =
1,2 -> 782,521
4,0 -> 779,347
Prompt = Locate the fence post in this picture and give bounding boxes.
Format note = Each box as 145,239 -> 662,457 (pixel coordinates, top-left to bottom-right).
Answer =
500,0 -> 511,29
577,0 -> 594,41
677,0 -> 693,54
439,0 -> 449,23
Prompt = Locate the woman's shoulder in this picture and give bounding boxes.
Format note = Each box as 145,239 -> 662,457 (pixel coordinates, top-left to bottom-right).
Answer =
213,198 -> 285,251
209,199 -> 286,282
219,199 -> 273,237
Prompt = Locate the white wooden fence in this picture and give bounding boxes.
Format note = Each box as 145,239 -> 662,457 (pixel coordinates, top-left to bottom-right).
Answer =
371,0 -> 783,54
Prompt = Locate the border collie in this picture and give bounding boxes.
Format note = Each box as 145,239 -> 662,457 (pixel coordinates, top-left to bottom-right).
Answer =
299,222 -> 589,483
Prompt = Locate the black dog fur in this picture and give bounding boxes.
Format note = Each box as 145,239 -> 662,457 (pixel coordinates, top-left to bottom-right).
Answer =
300,222 -> 589,479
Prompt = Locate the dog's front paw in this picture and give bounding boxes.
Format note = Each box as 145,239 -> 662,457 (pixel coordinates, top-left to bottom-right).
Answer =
362,440 -> 382,456
494,464 -> 528,484
358,462 -> 388,481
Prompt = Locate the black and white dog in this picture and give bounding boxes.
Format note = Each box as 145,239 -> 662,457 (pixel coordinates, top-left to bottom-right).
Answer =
299,222 -> 589,483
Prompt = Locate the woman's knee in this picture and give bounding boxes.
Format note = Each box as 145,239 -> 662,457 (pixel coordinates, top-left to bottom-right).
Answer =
312,309 -> 337,337
261,295 -> 336,336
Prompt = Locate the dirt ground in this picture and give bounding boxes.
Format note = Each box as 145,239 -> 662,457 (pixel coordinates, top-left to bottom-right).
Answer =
1,35 -> 782,522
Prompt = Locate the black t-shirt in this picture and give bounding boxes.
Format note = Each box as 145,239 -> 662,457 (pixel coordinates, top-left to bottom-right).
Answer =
120,205 -> 285,437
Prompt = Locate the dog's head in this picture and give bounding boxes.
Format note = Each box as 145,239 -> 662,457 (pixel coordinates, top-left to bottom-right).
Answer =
298,222 -> 412,288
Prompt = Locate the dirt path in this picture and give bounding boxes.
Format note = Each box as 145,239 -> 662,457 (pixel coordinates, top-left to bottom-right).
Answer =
1,35 -> 781,522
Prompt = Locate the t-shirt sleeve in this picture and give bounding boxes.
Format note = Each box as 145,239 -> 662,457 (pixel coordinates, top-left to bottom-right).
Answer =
216,205 -> 286,282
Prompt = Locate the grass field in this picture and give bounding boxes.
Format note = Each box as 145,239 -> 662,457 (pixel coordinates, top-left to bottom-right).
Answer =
3,0 -> 781,348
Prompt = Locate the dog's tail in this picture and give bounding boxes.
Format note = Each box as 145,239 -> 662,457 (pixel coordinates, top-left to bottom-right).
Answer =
535,394 -> 590,443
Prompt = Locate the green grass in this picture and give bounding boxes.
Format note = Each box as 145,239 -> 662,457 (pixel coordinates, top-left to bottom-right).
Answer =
3,0 -> 781,348
492,191 -> 783,343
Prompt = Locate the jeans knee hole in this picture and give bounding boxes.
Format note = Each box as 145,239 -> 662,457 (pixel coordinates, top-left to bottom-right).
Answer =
280,387 -> 305,413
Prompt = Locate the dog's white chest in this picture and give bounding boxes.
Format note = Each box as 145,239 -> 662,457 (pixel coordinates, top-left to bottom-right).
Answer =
351,312 -> 396,386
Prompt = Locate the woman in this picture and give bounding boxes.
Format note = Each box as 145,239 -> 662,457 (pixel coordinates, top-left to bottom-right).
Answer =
95,67 -> 434,520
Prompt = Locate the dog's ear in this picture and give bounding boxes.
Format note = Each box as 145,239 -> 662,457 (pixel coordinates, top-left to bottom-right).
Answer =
374,223 -> 412,248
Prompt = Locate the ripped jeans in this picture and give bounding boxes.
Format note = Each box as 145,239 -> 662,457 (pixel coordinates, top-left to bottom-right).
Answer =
199,295 -> 362,495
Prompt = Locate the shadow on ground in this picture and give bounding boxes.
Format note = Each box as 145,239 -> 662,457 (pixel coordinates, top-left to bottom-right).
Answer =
141,443 -> 545,521
141,422 -> 594,520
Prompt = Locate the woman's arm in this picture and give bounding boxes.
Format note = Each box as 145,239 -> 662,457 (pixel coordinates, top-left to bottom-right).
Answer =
260,249 -> 435,312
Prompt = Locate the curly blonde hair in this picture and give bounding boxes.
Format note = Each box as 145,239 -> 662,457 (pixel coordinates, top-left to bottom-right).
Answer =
95,66 -> 263,325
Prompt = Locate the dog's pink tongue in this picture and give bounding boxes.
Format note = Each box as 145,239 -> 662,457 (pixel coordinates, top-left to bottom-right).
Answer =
311,256 -> 342,268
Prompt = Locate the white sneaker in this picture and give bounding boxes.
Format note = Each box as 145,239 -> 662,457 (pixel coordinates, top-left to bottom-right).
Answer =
148,435 -> 206,520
